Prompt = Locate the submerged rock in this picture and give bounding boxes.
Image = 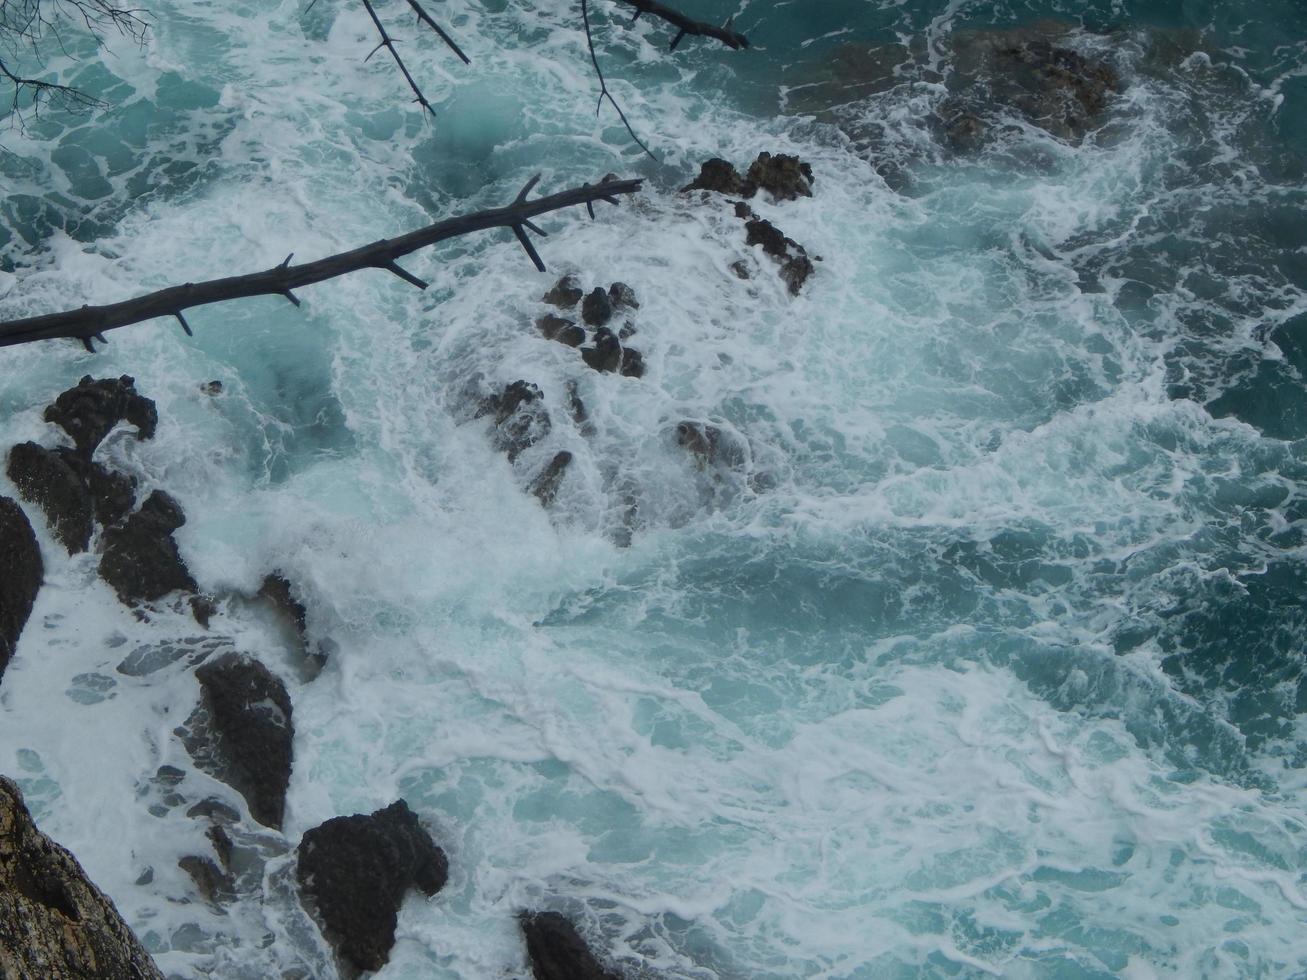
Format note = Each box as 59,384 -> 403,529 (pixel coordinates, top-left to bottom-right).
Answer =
676,421 -> 748,469
0,497 -> 42,683
7,442 -> 135,554
542,274 -> 584,309
479,381 -> 552,462
744,218 -> 815,295
190,653 -> 294,829
520,911 -> 623,980
98,490 -> 197,605
44,375 -> 158,457
0,776 -> 165,979
258,573 -> 308,646
529,451 -> 573,507
581,328 -> 623,374
297,799 -> 448,975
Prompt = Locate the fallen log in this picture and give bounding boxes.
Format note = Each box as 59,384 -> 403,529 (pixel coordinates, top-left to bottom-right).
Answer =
0,175 -> 642,351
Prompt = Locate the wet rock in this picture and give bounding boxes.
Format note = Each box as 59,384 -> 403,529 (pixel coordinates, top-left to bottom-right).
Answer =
479,381 -> 552,462
681,157 -> 746,196
581,328 -> 623,374
0,776 -> 165,979
676,421 -> 747,469
564,381 -> 595,437
729,260 -> 751,280
98,490 -> 197,605
744,218 -> 815,296
619,348 -> 646,379
297,799 -> 448,975
258,573 -> 308,645
520,911 -> 623,980
528,451 -> 572,507
44,375 -> 158,457
200,380 -> 224,396
617,321 -> 637,341
190,653 -> 294,829
535,314 -> 585,348
745,151 -> 814,201
542,275 -> 584,309
780,254 -> 816,295
7,442 -> 136,554
178,855 -> 235,908
581,287 -> 614,328
0,497 -> 42,682
607,282 -> 639,310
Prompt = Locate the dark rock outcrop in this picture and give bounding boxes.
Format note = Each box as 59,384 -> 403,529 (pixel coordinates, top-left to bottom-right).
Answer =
528,451 -> 572,506
744,217 -> 814,296
98,490 -> 197,605
542,275 -> 584,309
297,800 -> 447,975
258,573 -> 308,646
607,282 -> 639,311
190,654 -> 294,829
520,911 -> 623,980
745,151 -> 814,201
536,314 -> 585,348
581,287 -> 614,328
677,421 -> 747,469
478,381 -> 552,462
681,157 -> 747,196
0,498 -> 42,682
581,328 -> 624,374
7,442 -> 135,554
0,776 -> 165,980
44,375 -> 158,457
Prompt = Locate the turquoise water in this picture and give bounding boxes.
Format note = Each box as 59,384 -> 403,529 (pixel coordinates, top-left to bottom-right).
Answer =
2,0 -> 1307,976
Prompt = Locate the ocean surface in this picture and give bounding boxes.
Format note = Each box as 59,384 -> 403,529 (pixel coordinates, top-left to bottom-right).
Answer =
2,0 -> 1307,976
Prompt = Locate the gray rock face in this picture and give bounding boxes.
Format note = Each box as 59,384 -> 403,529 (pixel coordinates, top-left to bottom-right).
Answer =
0,776 -> 164,980
297,800 -> 448,975
0,498 -> 42,683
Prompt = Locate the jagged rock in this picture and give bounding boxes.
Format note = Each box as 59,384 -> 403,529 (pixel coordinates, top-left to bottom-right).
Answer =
0,498 -> 42,683
297,800 -> 448,975
190,653 -> 294,829
7,442 -> 135,554
43,375 -> 158,458
478,381 -> 552,462
581,288 -> 614,328
98,490 -> 197,605
536,314 -> 585,347
0,776 -> 165,980
607,282 -> 639,310
676,421 -> 747,469
620,348 -> 646,379
520,911 -> 623,980
581,329 -> 623,374
681,157 -> 746,196
542,275 -> 584,309
745,218 -> 814,296
745,151 -> 814,201
529,451 -> 572,506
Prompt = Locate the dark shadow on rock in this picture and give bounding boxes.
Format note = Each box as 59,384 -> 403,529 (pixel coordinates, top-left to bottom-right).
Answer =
520,911 -> 624,980
0,776 -> 165,979
44,375 -> 158,458
297,799 -> 447,975
7,442 -> 135,554
98,490 -> 197,605
186,653 -> 294,830
0,497 -> 42,684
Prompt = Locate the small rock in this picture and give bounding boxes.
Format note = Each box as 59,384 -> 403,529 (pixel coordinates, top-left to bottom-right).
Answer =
744,151 -> 814,201
535,314 -> 585,348
780,254 -> 816,295
297,800 -> 448,975
0,497 -> 42,683
0,777 -> 166,979
520,911 -> 623,980
744,219 -> 814,296
619,348 -> 646,379
542,275 -> 584,309
676,421 -> 747,469
479,381 -> 552,462
607,282 -> 639,310
528,451 -> 572,507
564,381 -> 594,436
98,490 -> 197,605
178,855 -> 235,907
729,260 -> 751,280
581,329 -> 623,374
581,288 -> 614,328
681,158 -> 746,196
200,380 -> 224,396
617,322 -> 637,340
44,375 -> 158,457
191,653 -> 294,830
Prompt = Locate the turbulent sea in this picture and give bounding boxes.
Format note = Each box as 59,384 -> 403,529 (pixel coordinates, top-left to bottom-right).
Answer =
4,0 -> 1307,976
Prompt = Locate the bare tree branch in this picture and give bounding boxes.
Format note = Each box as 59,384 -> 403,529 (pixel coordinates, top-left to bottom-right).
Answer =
401,0 -> 469,65
582,0 -> 655,161
360,0 -> 434,116
613,0 -> 748,51
0,174 -> 642,350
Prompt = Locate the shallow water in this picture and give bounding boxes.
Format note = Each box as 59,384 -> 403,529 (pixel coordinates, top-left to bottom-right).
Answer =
2,0 -> 1307,977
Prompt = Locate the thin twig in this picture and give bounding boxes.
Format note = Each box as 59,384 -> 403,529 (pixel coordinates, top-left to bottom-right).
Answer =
401,0 -> 469,65
360,0 -> 434,116
614,0 -> 749,50
581,0 -> 655,161
0,175 -> 643,350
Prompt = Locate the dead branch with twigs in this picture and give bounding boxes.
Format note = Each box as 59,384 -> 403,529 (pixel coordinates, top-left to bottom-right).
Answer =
0,174 -> 642,351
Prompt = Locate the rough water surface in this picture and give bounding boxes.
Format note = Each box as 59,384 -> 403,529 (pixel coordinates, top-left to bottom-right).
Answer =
2,0 -> 1307,977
